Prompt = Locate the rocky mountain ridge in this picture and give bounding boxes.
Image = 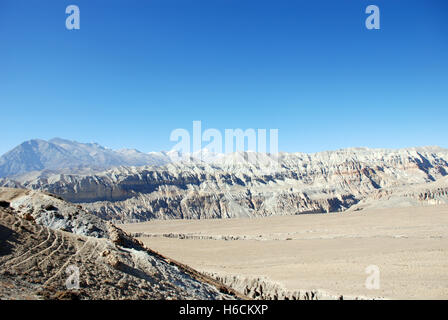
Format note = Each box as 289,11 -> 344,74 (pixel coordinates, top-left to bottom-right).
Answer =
2,146 -> 448,222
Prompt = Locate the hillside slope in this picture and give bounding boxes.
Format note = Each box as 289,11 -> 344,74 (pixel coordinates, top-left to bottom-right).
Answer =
0,188 -> 241,299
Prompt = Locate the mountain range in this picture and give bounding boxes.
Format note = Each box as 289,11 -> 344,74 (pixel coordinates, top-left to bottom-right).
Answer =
1,139 -> 448,222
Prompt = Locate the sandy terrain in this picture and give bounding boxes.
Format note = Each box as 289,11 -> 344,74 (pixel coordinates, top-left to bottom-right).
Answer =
122,206 -> 448,299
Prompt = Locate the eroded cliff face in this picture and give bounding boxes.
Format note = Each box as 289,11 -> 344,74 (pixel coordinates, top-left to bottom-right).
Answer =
204,273 -> 380,300
4,147 -> 448,222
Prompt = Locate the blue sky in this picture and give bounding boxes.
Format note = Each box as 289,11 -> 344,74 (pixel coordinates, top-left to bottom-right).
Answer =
0,0 -> 447,155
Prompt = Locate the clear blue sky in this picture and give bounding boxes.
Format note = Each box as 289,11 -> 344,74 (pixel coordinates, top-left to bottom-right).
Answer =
0,0 -> 447,155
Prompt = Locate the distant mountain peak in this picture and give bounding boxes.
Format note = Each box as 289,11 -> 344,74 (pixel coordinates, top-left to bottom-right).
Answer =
0,138 -> 171,178
48,137 -> 71,143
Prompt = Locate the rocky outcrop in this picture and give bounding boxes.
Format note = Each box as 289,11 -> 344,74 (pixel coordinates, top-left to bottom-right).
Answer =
0,188 -> 110,238
3,147 -> 448,222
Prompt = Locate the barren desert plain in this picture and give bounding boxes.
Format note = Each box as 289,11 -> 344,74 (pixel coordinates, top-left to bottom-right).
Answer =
122,205 -> 448,299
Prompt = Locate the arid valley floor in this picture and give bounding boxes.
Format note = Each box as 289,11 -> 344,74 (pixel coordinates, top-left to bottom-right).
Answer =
122,205 -> 448,299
